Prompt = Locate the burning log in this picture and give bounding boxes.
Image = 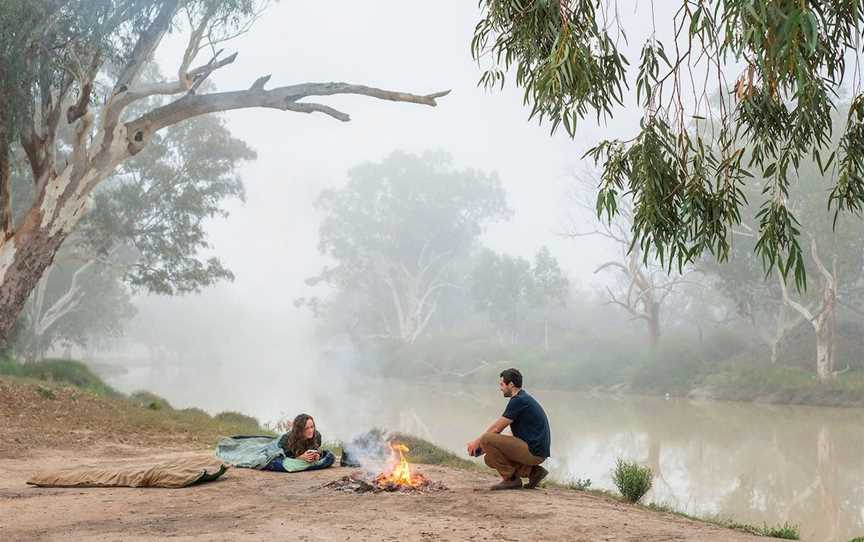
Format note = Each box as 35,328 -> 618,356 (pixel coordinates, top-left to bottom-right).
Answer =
323,472 -> 447,494
324,442 -> 447,494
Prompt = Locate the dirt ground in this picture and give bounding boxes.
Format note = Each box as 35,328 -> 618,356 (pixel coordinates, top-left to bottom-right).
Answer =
0,444 -> 783,542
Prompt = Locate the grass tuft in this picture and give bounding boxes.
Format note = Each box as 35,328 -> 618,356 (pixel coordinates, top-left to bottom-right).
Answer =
612,459 -> 653,503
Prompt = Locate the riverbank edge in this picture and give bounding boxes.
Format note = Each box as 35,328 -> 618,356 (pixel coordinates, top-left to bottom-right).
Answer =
403,362 -> 864,409
1,359 -> 801,540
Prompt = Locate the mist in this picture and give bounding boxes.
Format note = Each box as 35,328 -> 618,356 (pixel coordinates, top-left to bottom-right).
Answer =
91,1 -> 631,423
11,2 -> 864,540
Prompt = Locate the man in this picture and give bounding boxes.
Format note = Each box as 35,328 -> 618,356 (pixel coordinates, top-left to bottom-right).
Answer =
467,368 -> 551,490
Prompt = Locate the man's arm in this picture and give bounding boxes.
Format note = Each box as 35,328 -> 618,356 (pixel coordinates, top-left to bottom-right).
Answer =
467,417 -> 512,455
484,416 -> 512,435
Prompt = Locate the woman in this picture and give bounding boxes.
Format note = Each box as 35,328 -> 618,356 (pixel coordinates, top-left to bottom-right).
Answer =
263,413 -> 335,472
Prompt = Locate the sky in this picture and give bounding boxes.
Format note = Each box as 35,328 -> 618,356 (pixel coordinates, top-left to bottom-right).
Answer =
146,1 -> 675,325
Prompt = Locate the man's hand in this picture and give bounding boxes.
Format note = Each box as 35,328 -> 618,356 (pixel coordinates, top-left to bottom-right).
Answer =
299,450 -> 320,463
466,438 -> 482,457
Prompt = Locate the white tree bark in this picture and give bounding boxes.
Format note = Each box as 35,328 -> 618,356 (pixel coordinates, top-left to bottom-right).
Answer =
778,238 -> 837,381
756,303 -> 803,365
381,248 -> 454,344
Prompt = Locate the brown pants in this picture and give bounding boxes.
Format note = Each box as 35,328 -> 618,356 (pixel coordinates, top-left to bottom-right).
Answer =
480,432 -> 544,480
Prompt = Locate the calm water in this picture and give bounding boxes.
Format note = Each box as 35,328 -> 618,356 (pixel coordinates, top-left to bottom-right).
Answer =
103,362 -> 864,542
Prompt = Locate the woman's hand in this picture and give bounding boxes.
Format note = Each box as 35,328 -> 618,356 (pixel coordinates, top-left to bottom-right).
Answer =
299,450 -> 320,463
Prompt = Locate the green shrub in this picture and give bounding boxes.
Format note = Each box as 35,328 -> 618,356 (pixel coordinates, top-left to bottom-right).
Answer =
129,391 -> 172,411
612,459 -> 653,503
848,537 -> 864,542
0,359 -> 119,397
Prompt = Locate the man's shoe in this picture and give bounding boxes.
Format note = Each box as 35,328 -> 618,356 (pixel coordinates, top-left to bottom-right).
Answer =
490,478 -> 523,490
525,465 -> 548,489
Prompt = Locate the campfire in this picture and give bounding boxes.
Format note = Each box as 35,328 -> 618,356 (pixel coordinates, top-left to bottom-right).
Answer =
325,442 -> 447,494
373,443 -> 427,489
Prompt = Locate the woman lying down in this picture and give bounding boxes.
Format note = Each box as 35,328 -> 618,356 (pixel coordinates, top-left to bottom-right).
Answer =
215,413 -> 336,472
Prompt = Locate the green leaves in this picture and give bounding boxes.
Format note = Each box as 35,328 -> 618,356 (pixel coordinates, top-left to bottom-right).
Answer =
79,113 -> 253,295
754,200 -> 806,290
474,0 -> 864,291
587,117 -> 747,274
473,0 -> 628,137
829,95 -> 864,224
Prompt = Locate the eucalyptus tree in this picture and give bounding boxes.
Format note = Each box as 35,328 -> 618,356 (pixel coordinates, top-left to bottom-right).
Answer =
703,105 -> 864,379
471,249 -> 535,345
529,246 -> 569,352
567,175 -> 692,348
0,0 -> 447,343
14,110 -> 253,359
306,151 -> 510,345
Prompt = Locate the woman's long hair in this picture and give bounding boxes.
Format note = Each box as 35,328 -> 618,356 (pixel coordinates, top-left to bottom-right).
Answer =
281,413 -> 321,458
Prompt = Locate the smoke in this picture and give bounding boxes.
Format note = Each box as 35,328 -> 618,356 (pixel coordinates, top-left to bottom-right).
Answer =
340,429 -> 394,476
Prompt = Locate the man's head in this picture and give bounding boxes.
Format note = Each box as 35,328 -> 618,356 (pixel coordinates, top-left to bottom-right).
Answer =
499,368 -> 522,397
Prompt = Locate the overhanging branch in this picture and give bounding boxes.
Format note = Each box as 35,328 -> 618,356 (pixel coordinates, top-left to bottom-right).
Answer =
124,83 -> 450,154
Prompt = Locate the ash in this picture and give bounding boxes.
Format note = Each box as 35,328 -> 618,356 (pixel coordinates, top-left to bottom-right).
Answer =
323,472 -> 448,494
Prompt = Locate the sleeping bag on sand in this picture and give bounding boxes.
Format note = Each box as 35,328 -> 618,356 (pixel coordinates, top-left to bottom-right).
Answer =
27,457 -> 227,488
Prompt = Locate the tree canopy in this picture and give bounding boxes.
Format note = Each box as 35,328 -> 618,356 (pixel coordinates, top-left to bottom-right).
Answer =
473,0 -> 864,289
9,88 -> 253,358
304,151 -> 511,344
79,112 -> 253,295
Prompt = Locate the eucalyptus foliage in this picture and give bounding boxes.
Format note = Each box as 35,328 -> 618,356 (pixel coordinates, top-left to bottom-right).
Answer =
473,0 -> 864,289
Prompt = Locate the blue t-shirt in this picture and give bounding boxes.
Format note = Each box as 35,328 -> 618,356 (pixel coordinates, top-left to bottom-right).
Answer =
502,389 -> 551,458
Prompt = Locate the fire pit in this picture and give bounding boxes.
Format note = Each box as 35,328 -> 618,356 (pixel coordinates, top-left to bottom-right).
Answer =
324,442 -> 447,494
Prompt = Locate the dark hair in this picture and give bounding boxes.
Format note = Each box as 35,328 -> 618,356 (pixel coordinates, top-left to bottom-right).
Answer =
500,368 -> 523,388
281,413 -> 321,457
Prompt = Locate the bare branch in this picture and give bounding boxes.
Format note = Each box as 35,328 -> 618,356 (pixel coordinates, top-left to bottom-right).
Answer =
125,83 -> 450,154
809,236 -> 835,289
112,0 -> 181,96
107,52 -> 240,126
36,259 -> 98,335
283,101 -> 350,121
249,74 -> 271,91
66,51 -> 101,124
564,228 -> 629,245
99,0 -> 181,158
604,286 -> 649,321
178,4 -> 219,88
778,271 -> 815,323
594,260 -> 629,274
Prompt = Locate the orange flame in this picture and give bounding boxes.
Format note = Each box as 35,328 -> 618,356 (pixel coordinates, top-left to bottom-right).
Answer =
373,442 -> 427,488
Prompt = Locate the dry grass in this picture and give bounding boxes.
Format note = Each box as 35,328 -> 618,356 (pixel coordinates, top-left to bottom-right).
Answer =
0,373 -> 270,459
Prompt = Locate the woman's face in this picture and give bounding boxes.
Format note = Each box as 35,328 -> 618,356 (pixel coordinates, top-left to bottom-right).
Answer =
303,418 -> 315,440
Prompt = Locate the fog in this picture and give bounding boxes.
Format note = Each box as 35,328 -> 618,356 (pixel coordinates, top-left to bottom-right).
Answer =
110,1 -> 640,406
15,3 -> 863,538
75,0 -> 861,438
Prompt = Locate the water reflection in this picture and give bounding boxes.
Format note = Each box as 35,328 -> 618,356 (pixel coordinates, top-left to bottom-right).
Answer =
102,367 -> 864,541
